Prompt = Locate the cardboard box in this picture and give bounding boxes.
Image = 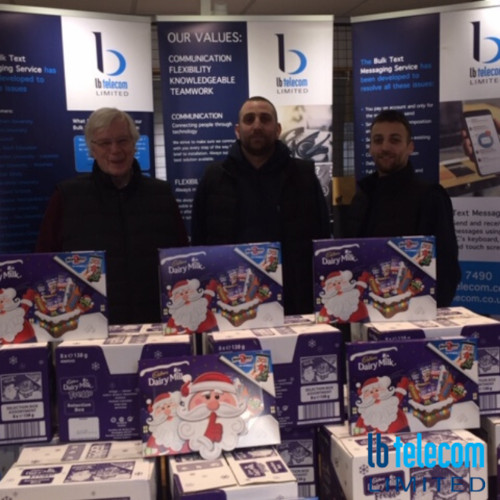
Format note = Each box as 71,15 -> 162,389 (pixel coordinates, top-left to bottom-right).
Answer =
0,458 -> 156,500
313,236 -> 437,324
169,446 -> 298,499
481,416 -> 500,476
139,351 -> 280,459
16,439 -> 143,466
277,425 -> 319,499
55,334 -> 192,442
326,428 -> 488,499
346,337 -> 480,435
364,307 -> 500,416
0,342 -> 53,445
0,251 -> 107,342
207,323 -> 345,428
158,243 -> 284,334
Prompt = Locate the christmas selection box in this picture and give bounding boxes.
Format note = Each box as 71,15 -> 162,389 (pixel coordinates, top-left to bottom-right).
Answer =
277,425 -> 319,498
0,342 -> 53,445
313,236 -> 437,324
346,337 -> 480,435
324,428 -> 488,500
364,307 -> 500,416
0,458 -> 156,500
207,322 -> 344,428
138,351 -> 280,460
55,334 -> 192,442
169,446 -> 298,500
0,251 -> 107,342
158,243 -> 284,334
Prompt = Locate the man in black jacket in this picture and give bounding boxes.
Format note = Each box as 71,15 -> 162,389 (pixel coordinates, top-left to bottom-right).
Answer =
36,108 -> 188,324
191,96 -> 331,315
345,109 -> 461,306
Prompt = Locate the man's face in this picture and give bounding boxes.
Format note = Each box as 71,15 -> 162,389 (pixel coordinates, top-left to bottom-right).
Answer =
369,121 -> 414,176
89,118 -> 136,185
235,100 -> 281,158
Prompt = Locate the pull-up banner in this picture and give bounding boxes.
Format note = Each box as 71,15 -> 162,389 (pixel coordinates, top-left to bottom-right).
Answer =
0,7 -> 154,253
156,16 -> 334,229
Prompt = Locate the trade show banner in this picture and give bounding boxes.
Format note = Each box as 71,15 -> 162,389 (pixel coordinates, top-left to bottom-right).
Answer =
156,17 -> 334,227
0,7 -> 154,253
352,5 -> 500,315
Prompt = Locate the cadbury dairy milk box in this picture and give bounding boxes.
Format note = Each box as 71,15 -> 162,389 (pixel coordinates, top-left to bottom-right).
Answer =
158,243 -> 284,334
0,251 -> 107,342
313,236 -> 437,324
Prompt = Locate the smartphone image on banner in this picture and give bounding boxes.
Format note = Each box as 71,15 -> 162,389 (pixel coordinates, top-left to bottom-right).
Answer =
463,109 -> 500,176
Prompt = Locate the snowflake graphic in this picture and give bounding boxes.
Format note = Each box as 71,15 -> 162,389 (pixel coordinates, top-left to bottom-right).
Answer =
307,339 -> 317,349
8,355 -> 18,366
153,350 -> 163,359
359,463 -> 369,475
91,362 -> 100,371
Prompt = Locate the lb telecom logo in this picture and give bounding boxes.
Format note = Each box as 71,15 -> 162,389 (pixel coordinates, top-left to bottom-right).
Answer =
366,432 -> 486,494
275,34 -> 309,95
93,32 -> 129,96
469,21 -> 500,85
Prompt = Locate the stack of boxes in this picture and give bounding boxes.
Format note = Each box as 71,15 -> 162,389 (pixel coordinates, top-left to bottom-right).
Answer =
0,239 -> 498,499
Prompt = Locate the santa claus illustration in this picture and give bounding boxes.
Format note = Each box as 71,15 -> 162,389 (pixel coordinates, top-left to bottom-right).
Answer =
318,270 -> 370,323
145,391 -> 186,455
353,375 -> 410,435
177,371 -> 247,460
0,287 -> 37,344
165,279 -> 218,335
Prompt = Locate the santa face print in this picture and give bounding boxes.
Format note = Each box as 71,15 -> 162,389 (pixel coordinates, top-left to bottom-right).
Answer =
189,389 -> 238,413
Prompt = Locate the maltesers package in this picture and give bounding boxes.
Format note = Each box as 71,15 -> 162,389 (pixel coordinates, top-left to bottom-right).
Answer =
346,337 -> 480,435
169,446 -> 298,500
158,243 -> 284,334
0,342 -> 53,445
313,236 -> 437,324
207,322 -> 344,428
364,306 -> 500,416
138,351 -> 280,460
0,251 -> 107,342
55,334 -> 192,442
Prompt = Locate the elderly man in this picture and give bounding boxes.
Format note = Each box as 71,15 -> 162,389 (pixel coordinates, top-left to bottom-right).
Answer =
36,107 -> 188,324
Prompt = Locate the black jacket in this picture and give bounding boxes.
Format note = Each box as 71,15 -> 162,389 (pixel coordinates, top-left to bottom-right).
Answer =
38,160 -> 188,324
191,140 -> 331,314
345,163 -> 461,306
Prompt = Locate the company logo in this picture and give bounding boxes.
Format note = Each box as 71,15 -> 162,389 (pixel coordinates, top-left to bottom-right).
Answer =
366,432 -> 486,494
472,21 -> 500,64
93,32 -> 127,76
469,21 -> 500,86
275,34 -> 309,94
93,32 -> 129,96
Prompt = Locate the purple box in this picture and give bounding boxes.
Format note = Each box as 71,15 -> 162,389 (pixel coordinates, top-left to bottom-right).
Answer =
346,337 -> 480,435
313,237 -> 437,324
55,334 -> 192,442
0,251 -> 107,342
365,307 -> 500,416
207,323 -> 344,428
0,342 -> 53,445
158,243 -> 284,334
138,351 -> 280,460
277,425 -> 319,499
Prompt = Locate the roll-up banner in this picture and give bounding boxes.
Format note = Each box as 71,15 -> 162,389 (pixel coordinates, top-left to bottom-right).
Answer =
155,16 -> 334,229
351,3 -> 500,315
0,5 -> 154,253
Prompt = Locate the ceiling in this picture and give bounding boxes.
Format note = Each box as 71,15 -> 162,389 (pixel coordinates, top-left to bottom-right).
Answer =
1,0 -> 486,21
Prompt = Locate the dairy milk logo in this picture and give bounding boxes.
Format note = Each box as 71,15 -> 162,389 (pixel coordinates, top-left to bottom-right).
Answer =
275,33 -> 309,94
147,365 -> 186,387
0,259 -> 23,282
356,350 -> 397,372
161,251 -> 207,275
93,32 -> 127,76
315,243 -> 360,267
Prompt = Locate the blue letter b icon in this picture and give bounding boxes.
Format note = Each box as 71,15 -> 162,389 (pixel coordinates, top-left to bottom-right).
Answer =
375,433 -> 389,467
